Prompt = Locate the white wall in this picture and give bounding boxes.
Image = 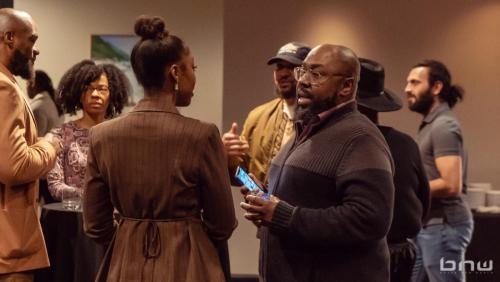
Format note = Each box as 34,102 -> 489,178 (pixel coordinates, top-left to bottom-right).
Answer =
14,1 -> 263,276
16,0 -> 223,127
16,0 -> 255,276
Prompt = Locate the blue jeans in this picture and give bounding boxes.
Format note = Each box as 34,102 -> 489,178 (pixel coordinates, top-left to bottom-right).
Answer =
412,220 -> 473,282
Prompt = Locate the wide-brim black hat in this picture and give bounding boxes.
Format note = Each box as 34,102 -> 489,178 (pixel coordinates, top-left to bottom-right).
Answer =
357,58 -> 402,112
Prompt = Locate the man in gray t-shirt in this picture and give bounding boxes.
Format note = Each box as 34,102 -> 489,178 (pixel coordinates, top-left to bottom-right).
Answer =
405,60 -> 473,282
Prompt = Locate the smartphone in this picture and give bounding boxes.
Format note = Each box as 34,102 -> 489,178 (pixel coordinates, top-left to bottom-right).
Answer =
235,166 -> 267,196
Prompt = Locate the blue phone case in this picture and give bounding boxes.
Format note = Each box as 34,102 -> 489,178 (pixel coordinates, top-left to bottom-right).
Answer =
235,166 -> 266,195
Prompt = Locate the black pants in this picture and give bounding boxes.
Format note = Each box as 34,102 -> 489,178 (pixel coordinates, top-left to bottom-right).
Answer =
389,240 -> 416,282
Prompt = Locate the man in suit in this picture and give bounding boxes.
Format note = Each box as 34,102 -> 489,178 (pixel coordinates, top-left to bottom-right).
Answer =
0,8 -> 60,282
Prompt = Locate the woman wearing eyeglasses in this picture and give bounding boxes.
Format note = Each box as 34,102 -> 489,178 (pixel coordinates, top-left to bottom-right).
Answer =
46,60 -> 130,201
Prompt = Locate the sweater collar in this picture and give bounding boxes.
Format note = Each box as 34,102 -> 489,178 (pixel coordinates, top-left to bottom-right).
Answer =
317,99 -> 356,124
295,101 -> 357,142
296,100 -> 357,128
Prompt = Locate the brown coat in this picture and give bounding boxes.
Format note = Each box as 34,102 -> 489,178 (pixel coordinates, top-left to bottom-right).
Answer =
0,64 -> 56,273
83,95 -> 237,282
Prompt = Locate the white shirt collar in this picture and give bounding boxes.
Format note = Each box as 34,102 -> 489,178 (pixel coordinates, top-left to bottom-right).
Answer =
282,100 -> 296,120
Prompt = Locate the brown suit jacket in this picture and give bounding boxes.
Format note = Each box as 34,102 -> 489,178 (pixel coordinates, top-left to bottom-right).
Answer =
0,64 -> 57,273
83,94 -> 237,282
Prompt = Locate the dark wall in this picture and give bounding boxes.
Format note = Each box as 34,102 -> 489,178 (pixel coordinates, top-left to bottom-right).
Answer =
0,0 -> 13,8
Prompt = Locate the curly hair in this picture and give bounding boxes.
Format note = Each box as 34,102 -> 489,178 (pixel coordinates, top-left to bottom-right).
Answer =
57,59 -> 131,118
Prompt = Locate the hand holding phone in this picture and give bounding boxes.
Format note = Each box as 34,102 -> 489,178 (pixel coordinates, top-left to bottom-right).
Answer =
235,166 -> 268,198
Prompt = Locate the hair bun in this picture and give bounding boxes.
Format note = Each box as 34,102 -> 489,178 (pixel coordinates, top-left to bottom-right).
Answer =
134,15 -> 169,40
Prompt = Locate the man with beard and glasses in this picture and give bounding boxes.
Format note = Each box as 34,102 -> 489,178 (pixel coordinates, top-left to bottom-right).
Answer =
240,44 -> 395,282
222,42 -> 310,185
0,8 -> 61,282
406,60 -> 473,282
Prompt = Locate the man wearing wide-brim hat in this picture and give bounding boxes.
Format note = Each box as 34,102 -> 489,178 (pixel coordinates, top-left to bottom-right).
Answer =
357,58 -> 431,282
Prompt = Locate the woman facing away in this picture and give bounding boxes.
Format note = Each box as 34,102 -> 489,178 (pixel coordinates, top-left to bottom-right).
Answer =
27,70 -> 63,137
82,15 -> 237,282
46,60 -> 130,201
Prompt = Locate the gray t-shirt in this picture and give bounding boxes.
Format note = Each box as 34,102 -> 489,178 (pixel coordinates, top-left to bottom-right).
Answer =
417,103 -> 472,223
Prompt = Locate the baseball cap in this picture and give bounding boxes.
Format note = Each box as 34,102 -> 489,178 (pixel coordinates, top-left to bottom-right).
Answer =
267,42 -> 311,66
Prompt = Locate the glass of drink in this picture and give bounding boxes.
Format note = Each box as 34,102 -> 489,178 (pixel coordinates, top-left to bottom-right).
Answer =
62,187 -> 82,211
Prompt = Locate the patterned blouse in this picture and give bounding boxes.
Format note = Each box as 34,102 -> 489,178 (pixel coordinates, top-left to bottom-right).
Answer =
47,121 -> 90,201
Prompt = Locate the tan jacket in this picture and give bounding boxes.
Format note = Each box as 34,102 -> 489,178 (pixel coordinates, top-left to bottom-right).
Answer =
0,64 -> 57,273
83,94 -> 237,282
233,98 -> 290,184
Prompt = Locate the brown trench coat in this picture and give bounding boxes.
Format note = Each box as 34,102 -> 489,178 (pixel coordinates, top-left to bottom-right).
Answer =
0,64 -> 56,273
83,95 -> 237,282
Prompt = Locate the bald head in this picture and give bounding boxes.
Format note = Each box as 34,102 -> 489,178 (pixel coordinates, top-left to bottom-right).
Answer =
309,44 -> 360,85
0,8 -> 34,35
296,44 -> 361,117
0,8 -> 39,79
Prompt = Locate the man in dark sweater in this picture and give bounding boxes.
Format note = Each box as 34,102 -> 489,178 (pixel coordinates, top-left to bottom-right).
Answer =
240,45 -> 395,282
357,58 -> 430,282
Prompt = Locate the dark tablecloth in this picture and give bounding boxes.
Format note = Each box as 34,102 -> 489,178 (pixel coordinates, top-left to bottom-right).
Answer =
35,203 -> 105,282
34,203 -> 235,281
465,211 -> 500,282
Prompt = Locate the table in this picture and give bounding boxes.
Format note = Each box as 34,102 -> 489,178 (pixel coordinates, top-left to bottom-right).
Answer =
465,211 -> 500,282
35,202 -> 105,282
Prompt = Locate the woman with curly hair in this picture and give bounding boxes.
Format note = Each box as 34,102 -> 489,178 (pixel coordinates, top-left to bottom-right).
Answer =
82,16 -> 236,282
46,60 -> 130,201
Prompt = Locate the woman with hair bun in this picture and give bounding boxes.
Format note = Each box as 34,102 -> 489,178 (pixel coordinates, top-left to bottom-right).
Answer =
82,15 -> 237,282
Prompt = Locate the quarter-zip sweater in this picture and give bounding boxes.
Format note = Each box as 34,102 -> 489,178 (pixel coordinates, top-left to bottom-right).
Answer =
260,102 -> 395,282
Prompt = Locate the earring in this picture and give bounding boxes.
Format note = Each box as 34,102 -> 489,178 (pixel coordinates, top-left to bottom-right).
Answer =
174,82 -> 179,92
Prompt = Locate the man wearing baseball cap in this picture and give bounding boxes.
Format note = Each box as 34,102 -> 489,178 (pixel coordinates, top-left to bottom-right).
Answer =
222,42 -> 311,185
357,58 -> 430,282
